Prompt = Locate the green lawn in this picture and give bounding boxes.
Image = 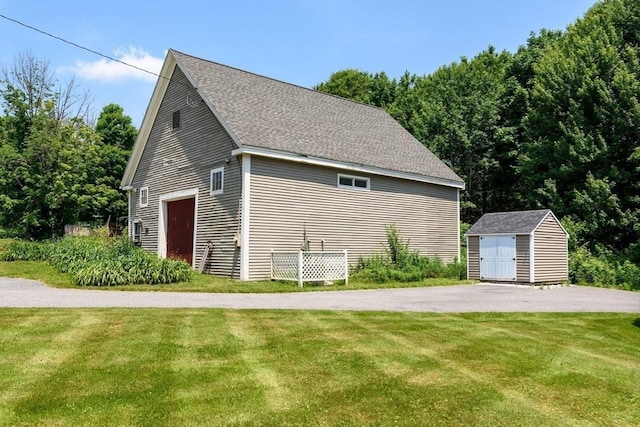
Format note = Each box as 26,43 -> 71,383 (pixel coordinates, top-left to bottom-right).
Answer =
0,260 -> 474,292
1,310 -> 638,426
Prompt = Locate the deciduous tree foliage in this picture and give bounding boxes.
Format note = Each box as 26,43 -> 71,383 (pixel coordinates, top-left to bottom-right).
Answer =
316,0 -> 639,263
314,69 -> 397,108
412,47 -> 513,220
0,55 -> 135,239
95,103 -> 137,150
521,0 -> 640,258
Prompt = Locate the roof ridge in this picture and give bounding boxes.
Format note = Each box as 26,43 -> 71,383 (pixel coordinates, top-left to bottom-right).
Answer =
485,209 -> 550,215
169,48 -> 387,113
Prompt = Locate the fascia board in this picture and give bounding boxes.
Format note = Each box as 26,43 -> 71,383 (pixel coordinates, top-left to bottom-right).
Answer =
121,53 -> 177,188
531,211 -> 569,237
171,52 -> 244,152
465,232 -> 527,237
231,146 -> 465,190
121,49 -> 245,189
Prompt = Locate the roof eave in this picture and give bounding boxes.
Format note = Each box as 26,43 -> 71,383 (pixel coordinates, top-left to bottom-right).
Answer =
121,52 -> 178,188
531,210 -> 569,237
232,145 -> 465,189
120,49 -> 245,189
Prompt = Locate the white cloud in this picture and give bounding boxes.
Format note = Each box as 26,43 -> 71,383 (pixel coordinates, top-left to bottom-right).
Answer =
64,47 -> 164,83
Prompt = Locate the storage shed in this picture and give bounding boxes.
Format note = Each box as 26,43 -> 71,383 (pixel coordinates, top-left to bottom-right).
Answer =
466,209 -> 568,283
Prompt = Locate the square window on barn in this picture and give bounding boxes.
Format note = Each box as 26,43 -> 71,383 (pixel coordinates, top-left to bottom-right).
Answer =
139,187 -> 149,207
337,173 -> 369,191
210,167 -> 224,196
172,110 -> 181,129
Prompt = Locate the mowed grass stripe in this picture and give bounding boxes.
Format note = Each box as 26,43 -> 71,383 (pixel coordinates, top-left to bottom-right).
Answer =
4,311 -> 187,425
223,311 -> 297,414
343,312 -> 640,425
0,310 -> 638,426
340,313 -> 576,426
0,311 -> 105,425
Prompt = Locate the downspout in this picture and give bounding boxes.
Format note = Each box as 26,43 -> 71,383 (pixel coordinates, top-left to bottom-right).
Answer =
456,189 -> 461,261
127,189 -> 132,239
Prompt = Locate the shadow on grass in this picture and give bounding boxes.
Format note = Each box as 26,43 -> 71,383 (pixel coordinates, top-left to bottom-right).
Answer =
633,318 -> 640,329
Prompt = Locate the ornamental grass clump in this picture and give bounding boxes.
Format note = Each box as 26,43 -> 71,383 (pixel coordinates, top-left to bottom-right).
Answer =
3,235 -> 193,286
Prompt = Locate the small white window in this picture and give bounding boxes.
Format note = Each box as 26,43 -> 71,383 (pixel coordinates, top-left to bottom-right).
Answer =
210,167 -> 224,195
139,187 -> 149,207
337,174 -> 369,191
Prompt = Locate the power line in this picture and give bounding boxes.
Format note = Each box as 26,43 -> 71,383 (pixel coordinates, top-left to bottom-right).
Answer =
0,13 -> 170,84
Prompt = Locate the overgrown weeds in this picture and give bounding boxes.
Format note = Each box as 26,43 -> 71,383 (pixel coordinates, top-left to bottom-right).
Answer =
570,247 -> 640,290
2,237 -> 192,286
352,225 -> 466,283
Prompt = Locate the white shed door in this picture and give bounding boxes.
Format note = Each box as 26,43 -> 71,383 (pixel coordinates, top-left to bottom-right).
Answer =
479,236 -> 516,280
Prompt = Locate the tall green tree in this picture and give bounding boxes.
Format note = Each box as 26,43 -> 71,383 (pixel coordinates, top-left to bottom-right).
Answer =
412,47 -> 514,221
487,30 -> 564,212
519,0 -> 640,258
315,69 -> 397,107
95,103 -> 137,150
0,53 -> 130,238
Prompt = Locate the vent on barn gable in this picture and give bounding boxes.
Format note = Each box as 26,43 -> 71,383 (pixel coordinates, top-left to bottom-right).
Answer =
172,110 -> 181,129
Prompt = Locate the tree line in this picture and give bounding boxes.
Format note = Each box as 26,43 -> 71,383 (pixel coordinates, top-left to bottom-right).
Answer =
316,0 -> 640,269
0,51 -> 136,239
0,0 -> 637,286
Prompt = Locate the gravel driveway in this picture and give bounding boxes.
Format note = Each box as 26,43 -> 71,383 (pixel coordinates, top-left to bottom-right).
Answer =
1,277 -> 638,312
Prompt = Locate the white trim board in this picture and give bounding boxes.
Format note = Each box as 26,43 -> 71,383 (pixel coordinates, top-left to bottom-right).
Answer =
121,54 -> 177,187
231,146 -> 465,190
157,188 -> 199,268
240,154 -> 251,281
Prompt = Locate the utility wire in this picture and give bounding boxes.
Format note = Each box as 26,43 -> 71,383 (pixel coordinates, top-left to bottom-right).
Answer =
0,13 -> 172,84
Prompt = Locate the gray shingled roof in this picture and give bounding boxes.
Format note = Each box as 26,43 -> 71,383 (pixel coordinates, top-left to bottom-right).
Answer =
171,50 -> 463,185
466,209 -> 553,235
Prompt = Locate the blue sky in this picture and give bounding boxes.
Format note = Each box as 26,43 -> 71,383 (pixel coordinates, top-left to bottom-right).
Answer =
1,0 -> 596,127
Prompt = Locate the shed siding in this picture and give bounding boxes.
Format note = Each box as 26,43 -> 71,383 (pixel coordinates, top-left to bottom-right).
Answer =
533,215 -> 568,282
130,66 -> 241,278
247,157 -> 459,280
516,235 -> 530,282
467,236 -> 480,279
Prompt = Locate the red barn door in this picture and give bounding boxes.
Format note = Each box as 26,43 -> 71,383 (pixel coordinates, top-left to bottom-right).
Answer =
166,198 -> 195,265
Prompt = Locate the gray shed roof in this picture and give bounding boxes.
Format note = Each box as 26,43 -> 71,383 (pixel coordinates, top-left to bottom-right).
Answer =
466,209 -> 558,235
171,49 -> 463,186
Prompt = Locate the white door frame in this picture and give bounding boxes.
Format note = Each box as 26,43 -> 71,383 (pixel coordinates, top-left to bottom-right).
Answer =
158,188 -> 199,268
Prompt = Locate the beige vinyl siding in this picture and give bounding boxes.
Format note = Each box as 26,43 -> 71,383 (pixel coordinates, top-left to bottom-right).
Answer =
516,235 -> 530,282
467,236 -> 480,279
533,215 -> 568,282
247,157 -> 459,280
130,66 -> 241,277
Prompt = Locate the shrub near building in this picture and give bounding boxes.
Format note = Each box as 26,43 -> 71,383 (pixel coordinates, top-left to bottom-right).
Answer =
2,236 -> 192,286
351,225 -> 466,283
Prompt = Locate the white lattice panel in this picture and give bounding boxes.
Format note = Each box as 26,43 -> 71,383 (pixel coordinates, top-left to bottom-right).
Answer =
271,252 -> 298,281
271,250 -> 348,286
302,252 -> 346,281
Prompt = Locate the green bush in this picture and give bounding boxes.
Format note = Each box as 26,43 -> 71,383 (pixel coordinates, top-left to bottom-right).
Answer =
1,240 -> 52,261
443,256 -> 467,281
569,247 -> 639,290
351,225 -> 467,283
616,260 -> 640,290
49,237 -> 109,273
3,236 -> 193,286
385,225 -> 410,268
